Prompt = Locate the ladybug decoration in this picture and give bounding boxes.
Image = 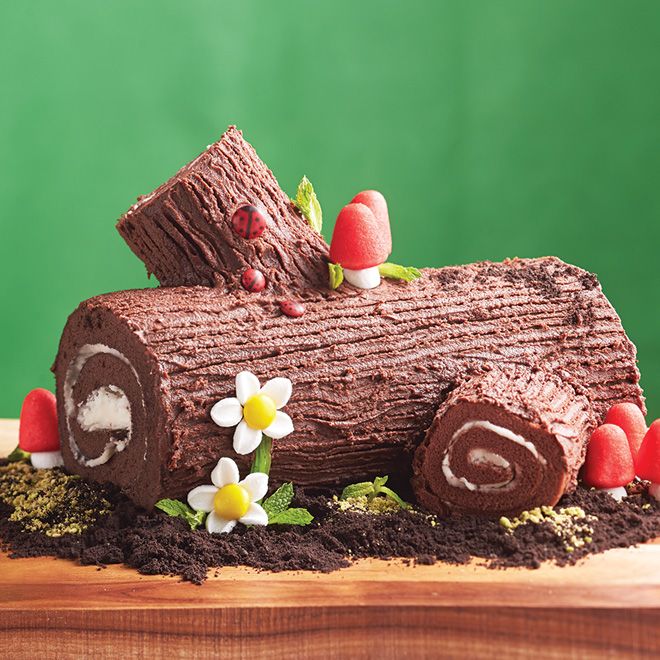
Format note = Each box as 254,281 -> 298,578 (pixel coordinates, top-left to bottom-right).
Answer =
231,205 -> 270,240
241,268 -> 266,293
279,300 -> 305,318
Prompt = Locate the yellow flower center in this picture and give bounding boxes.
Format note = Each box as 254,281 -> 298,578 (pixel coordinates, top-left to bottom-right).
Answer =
243,393 -> 277,430
214,484 -> 250,520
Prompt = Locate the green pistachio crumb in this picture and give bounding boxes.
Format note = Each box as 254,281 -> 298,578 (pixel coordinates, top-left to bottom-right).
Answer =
500,504 -> 596,553
334,494 -> 402,514
0,462 -> 111,536
499,516 -> 513,529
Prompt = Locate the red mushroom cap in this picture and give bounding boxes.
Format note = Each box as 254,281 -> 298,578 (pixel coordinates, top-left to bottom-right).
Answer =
605,403 -> 647,459
636,420 -> 660,483
329,203 -> 390,270
582,424 -> 635,489
351,190 -> 392,254
19,388 -> 60,453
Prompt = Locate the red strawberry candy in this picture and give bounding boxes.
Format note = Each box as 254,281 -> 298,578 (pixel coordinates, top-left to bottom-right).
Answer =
19,388 -> 60,453
636,420 -> 660,483
329,203 -> 390,270
582,424 -> 635,489
231,205 -> 270,239
605,402 -> 647,459
351,190 -> 392,254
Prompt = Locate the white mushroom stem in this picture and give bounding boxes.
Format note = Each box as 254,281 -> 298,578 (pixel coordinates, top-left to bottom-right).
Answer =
649,483 -> 660,502
343,266 -> 381,289
602,486 -> 627,502
30,450 -> 64,469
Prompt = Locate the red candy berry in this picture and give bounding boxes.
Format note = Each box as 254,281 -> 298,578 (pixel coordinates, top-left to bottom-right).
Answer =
329,203 -> 390,270
604,402 -> 647,459
241,268 -> 266,292
582,424 -> 635,489
19,388 -> 60,453
351,190 -> 392,254
231,205 -> 270,239
279,300 -> 305,318
636,420 -> 660,482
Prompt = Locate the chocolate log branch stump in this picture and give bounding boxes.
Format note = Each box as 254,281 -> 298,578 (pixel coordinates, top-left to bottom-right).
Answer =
117,126 -> 329,293
54,127 -> 643,513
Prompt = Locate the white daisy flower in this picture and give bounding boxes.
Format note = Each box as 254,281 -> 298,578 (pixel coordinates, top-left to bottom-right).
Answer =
210,370 -> 294,455
187,457 -> 269,534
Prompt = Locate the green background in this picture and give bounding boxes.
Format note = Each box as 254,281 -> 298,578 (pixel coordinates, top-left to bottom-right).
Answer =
1,0 -> 659,419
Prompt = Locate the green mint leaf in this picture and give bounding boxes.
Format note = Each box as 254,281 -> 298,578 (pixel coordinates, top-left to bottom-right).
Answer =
155,498 -> 205,530
7,445 -> 30,463
263,482 -> 294,517
378,262 -> 422,282
341,482 -> 375,500
268,508 -> 314,526
188,509 -> 206,529
328,263 -> 344,289
292,176 -> 323,233
379,486 -> 411,510
372,476 -> 389,493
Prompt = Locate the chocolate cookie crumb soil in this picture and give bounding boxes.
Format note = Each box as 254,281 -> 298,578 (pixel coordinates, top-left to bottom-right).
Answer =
0,462 -> 658,585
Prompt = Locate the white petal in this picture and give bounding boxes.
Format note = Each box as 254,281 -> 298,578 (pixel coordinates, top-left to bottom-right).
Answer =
210,457 -> 240,488
239,502 -> 268,526
236,371 -> 260,405
239,473 -> 269,502
206,511 -> 237,534
264,411 -> 294,439
233,421 -> 263,455
260,377 -> 293,409
210,398 -> 243,428
187,485 -> 217,513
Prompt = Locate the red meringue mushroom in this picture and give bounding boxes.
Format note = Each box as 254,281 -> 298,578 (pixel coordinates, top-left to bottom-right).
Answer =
19,388 -> 63,469
582,424 -> 635,501
351,190 -> 392,254
604,402 -> 647,460
329,203 -> 390,289
636,420 -> 660,501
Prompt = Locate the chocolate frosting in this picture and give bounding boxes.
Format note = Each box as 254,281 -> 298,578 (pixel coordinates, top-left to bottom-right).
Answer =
413,365 -> 595,517
116,126 -> 329,293
53,257 -> 643,509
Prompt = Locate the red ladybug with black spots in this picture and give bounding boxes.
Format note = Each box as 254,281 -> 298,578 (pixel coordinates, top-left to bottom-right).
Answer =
231,205 -> 270,239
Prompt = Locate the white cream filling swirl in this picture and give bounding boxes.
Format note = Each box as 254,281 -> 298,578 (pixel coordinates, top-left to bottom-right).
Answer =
442,420 -> 547,492
64,343 -> 144,468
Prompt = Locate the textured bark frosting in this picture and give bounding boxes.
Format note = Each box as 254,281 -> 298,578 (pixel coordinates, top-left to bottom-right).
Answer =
412,365 -> 595,517
116,126 -> 329,293
53,257 -> 643,509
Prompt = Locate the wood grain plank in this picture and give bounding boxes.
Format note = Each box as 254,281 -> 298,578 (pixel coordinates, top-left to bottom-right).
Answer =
1,419 -> 659,658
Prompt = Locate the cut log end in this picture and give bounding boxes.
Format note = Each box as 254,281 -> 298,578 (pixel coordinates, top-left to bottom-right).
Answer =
412,366 -> 596,517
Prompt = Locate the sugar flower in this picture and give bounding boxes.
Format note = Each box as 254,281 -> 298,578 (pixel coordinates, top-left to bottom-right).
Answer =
210,370 -> 294,455
187,457 -> 269,534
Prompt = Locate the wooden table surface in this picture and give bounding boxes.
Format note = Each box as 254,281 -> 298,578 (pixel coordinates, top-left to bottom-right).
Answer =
1,418 -> 659,659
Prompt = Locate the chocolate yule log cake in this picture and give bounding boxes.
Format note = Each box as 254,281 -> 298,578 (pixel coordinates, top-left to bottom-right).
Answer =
53,259 -> 640,508
413,366 -> 594,517
52,126 -> 643,514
